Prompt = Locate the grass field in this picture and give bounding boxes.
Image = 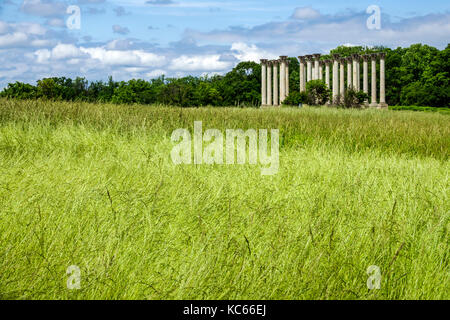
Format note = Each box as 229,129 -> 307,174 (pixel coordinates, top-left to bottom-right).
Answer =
0,99 -> 448,300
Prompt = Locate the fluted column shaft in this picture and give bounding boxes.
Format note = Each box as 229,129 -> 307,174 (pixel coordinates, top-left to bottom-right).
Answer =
285,60 -> 290,98
380,53 -> 387,107
363,55 -> 369,104
319,62 -> 323,81
306,56 -> 312,82
370,54 -> 377,107
313,54 -> 321,81
267,61 -> 272,106
279,56 -> 288,104
260,59 -> 267,106
339,59 -> 345,99
352,55 -> 358,90
332,55 -> 339,104
273,60 -> 279,106
347,58 -> 352,89
299,57 -> 306,92
325,61 -> 330,89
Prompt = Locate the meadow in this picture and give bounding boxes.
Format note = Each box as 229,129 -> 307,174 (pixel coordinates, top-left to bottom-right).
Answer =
0,99 -> 448,300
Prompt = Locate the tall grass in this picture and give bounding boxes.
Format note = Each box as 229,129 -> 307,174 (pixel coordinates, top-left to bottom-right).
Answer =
0,99 -> 448,300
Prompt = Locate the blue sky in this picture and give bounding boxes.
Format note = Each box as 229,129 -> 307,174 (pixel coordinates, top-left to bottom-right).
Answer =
0,0 -> 449,88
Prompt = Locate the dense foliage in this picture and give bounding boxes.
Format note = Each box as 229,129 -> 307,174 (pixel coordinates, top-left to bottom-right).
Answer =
1,43 -> 448,108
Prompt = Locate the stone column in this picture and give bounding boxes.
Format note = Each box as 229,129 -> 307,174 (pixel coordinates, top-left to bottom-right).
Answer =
299,56 -> 306,92
332,54 -> 340,104
279,56 -> 287,104
325,60 -> 330,89
285,59 -> 290,98
260,59 -> 267,106
318,61 -> 324,81
362,55 -> 369,105
356,56 -> 361,91
339,58 -> 345,100
352,54 -> 358,90
313,54 -> 321,81
346,57 -> 352,89
306,55 -> 312,83
273,60 -> 279,106
379,52 -> 388,108
267,60 -> 272,106
370,53 -> 378,107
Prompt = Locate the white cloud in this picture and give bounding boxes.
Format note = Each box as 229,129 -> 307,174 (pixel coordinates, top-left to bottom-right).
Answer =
21,0 -> 67,17
169,54 -> 231,71
52,43 -> 83,59
80,47 -> 165,67
231,42 -> 277,62
0,32 -> 28,47
292,7 -> 321,20
0,21 -> 9,34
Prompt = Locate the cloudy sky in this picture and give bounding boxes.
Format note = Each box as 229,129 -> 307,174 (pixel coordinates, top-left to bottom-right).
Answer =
0,0 -> 449,88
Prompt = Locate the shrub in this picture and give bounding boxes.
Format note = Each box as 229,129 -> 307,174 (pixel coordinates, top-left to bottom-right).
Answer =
283,91 -> 308,106
339,89 -> 369,108
305,80 -> 331,106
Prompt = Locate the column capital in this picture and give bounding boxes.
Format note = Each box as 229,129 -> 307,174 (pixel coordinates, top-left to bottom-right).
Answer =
378,52 -> 386,59
279,56 -> 288,61
323,59 -> 331,65
338,57 -> 346,64
332,54 -> 340,60
267,60 -> 273,66
272,59 -> 280,65
305,54 -> 313,61
345,56 -> 352,63
298,56 -> 306,63
362,54 -> 370,61
313,53 -> 321,60
260,59 -> 268,65
351,53 -> 361,61
370,53 -> 378,60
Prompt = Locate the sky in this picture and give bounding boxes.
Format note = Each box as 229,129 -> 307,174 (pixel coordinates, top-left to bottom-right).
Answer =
0,0 -> 449,88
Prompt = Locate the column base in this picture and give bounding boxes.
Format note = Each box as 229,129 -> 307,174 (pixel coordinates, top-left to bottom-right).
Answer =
369,102 -> 379,108
378,103 -> 389,109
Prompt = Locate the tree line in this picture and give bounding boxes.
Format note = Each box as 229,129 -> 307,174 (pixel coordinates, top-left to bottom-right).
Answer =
1,44 -> 448,108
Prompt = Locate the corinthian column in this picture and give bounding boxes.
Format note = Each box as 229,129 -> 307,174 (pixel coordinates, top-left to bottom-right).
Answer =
370,53 -> 378,107
352,54 -> 359,90
332,54 -> 340,104
379,52 -> 388,108
318,62 -> 323,81
279,56 -> 287,103
325,60 -> 330,89
306,55 -> 312,83
363,55 -> 369,105
299,56 -> 306,92
273,60 -> 279,106
346,57 -> 352,89
313,54 -> 321,81
260,59 -> 267,106
267,60 -> 272,106
339,58 -> 345,100
285,59 -> 290,98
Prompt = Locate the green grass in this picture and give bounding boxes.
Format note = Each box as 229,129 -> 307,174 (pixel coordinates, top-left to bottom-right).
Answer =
0,99 -> 448,300
389,105 -> 450,114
